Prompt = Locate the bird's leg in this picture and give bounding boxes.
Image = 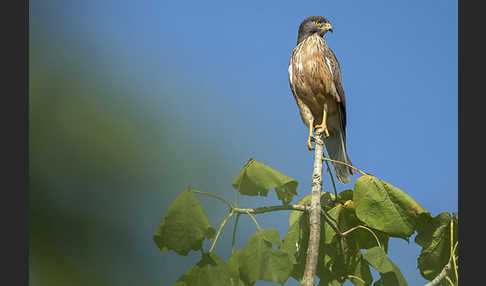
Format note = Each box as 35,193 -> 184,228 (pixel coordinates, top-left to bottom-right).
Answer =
307,119 -> 314,150
315,107 -> 330,138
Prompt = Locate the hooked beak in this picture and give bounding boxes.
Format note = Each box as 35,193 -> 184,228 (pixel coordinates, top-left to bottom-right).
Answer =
319,23 -> 333,33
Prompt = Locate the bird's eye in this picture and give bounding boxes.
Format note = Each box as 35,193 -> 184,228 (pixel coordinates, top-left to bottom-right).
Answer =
314,21 -> 322,26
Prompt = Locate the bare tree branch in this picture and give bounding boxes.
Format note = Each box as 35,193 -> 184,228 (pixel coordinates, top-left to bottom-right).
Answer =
302,128 -> 325,286
233,205 -> 308,214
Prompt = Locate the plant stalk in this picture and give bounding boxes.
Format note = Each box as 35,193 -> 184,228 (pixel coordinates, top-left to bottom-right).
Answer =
302,128 -> 325,286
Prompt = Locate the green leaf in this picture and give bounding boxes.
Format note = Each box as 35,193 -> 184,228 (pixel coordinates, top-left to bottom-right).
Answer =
281,214 -> 309,281
415,212 -> 451,247
227,250 -> 253,286
231,158 -> 298,205
415,213 -> 457,281
336,189 -> 354,204
173,253 -> 246,286
261,228 -> 282,248
153,189 -> 215,256
234,229 -> 292,285
362,247 -> 407,286
354,175 -> 428,238
322,189 -> 389,251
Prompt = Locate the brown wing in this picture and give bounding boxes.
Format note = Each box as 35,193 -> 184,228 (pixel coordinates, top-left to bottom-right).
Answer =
326,48 -> 347,132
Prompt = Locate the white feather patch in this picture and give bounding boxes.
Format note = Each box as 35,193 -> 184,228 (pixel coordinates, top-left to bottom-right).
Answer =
325,57 -> 333,78
288,64 -> 293,85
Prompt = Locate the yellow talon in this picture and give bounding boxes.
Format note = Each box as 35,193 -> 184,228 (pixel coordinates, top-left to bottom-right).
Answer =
315,124 -> 330,138
315,108 -> 330,138
307,136 -> 313,150
307,119 -> 314,150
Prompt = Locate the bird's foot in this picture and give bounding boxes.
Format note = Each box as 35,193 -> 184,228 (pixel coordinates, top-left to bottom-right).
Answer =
307,136 -> 314,150
315,124 -> 330,138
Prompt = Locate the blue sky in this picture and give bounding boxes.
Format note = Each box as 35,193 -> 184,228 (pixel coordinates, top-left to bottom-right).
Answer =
30,0 -> 457,285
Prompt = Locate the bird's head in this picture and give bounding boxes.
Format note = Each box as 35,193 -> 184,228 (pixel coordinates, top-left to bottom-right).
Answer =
297,15 -> 333,44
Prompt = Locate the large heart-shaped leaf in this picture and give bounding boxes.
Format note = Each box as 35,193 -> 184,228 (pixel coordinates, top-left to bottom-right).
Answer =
153,189 -> 215,256
354,175 -> 428,239
231,158 -> 298,205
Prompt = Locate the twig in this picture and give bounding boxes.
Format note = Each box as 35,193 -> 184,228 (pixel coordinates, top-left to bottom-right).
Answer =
340,235 -> 347,269
233,205 -> 309,214
246,210 -> 263,232
322,157 -> 367,176
341,225 -> 382,249
221,205 -> 310,254
231,213 -> 241,253
323,155 -> 338,200
320,209 -> 341,237
191,190 -> 233,210
235,190 -> 240,208
347,274 -> 365,284
209,211 -> 234,253
450,221 -> 458,285
302,128 -> 325,286
235,173 -> 242,208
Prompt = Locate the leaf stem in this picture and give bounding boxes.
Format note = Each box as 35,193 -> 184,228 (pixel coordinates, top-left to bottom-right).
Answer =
235,172 -> 243,208
233,204 -> 308,214
231,213 -> 241,253
245,210 -> 263,232
323,155 -> 338,201
320,209 -> 342,236
209,211 -> 234,253
322,157 -> 367,176
445,276 -> 454,286
450,221 -> 458,285
191,190 -> 233,210
341,225 -> 382,249
347,274 -> 365,284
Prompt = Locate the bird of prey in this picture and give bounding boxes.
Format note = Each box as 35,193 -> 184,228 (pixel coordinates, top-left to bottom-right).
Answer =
288,15 -> 354,184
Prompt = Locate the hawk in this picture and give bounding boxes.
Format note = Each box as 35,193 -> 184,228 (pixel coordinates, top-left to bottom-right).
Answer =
288,15 -> 354,184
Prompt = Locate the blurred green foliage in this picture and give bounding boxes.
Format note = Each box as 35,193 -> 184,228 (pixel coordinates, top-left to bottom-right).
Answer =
29,38 -> 238,285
